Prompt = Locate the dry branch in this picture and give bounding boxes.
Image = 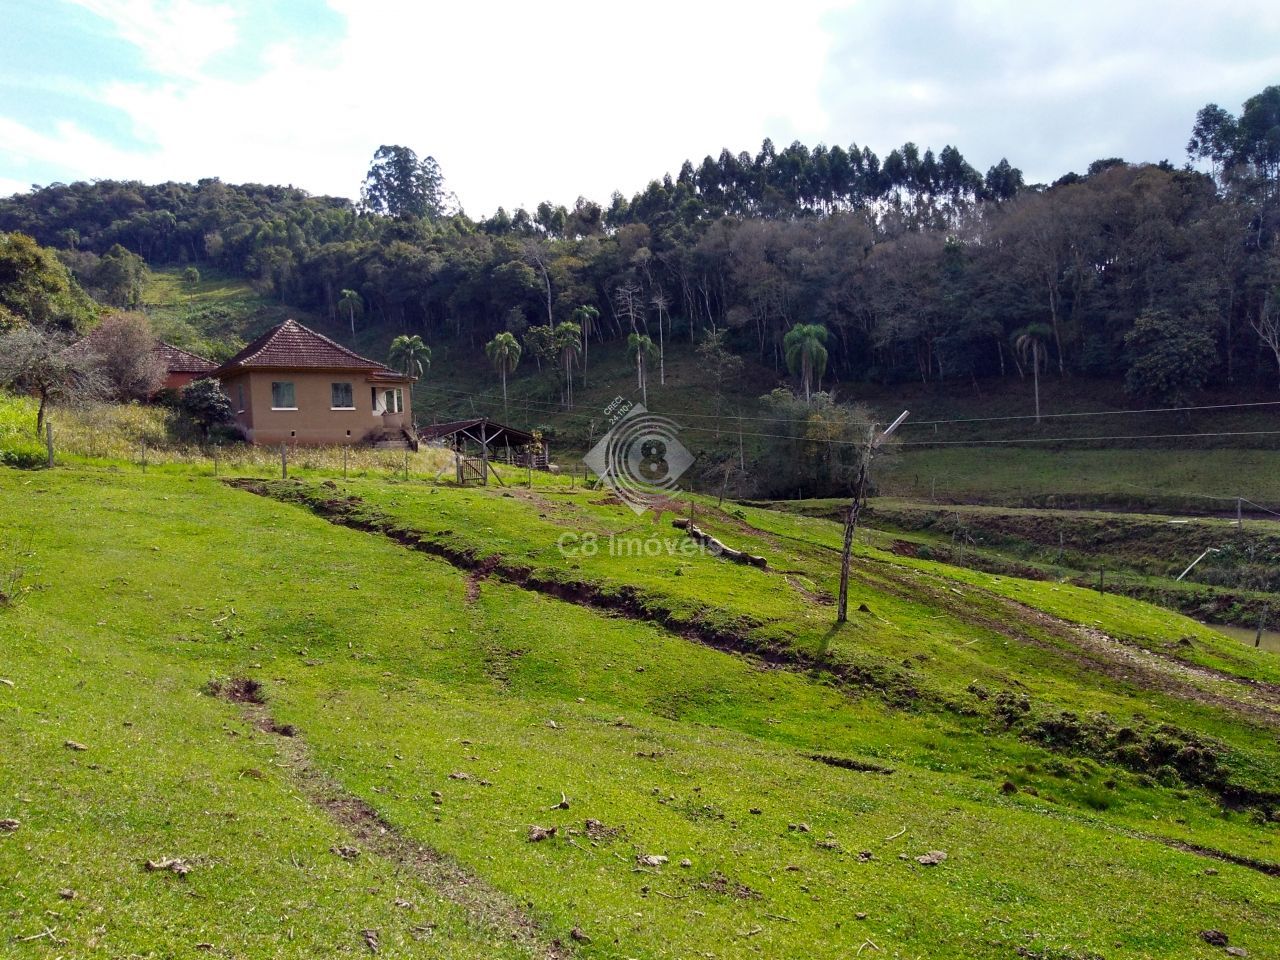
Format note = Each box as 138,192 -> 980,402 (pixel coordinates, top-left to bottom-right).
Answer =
672,519 -> 767,568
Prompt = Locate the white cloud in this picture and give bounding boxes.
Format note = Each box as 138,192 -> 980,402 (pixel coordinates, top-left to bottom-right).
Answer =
67,0 -> 239,78
5,0 -> 843,212
816,0 -> 1280,183
6,0 -> 1280,210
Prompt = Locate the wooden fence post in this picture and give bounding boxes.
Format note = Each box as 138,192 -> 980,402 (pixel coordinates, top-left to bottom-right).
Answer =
280,443 -> 287,479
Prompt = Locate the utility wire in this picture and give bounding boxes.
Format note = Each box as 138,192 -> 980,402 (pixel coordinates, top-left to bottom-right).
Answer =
415,379 -> 1280,429
895,429 -> 1280,447
417,381 -> 1280,449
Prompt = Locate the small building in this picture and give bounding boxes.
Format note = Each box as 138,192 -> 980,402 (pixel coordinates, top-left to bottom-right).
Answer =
155,342 -> 216,392
418,417 -> 548,483
211,319 -> 416,447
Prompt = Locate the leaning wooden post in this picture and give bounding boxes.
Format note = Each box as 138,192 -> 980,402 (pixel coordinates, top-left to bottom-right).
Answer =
45,421 -> 54,468
837,411 -> 909,624
280,442 -> 287,479
480,420 -> 489,488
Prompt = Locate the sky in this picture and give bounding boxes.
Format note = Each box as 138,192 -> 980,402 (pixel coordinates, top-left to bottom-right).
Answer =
1,0 -> 1279,215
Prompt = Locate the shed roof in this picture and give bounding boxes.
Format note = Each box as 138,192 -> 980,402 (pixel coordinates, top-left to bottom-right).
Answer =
418,417 -> 537,448
212,319 -> 409,379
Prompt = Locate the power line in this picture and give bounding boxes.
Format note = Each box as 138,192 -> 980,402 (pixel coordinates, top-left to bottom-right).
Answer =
417,379 -> 1280,430
895,429 -> 1280,447
409,386 -> 1280,453
903,400 -> 1280,427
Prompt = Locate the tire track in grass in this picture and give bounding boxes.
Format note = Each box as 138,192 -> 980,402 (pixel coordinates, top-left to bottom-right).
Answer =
210,678 -> 568,960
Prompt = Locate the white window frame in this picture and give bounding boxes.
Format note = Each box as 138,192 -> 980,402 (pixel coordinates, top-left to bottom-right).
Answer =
270,381 -> 297,411
330,381 -> 355,410
372,387 -> 403,415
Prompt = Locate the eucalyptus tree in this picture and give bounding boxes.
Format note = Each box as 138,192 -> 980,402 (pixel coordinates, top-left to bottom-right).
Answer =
360,145 -> 447,219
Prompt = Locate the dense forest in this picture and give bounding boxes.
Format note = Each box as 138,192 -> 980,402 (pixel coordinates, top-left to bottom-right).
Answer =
3,85 -> 1280,402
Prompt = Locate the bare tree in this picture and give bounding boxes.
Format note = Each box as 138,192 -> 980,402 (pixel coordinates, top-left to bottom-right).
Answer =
0,325 -> 107,433
520,239 -> 555,325
85,312 -> 166,400
614,282 -> 644,333
1252,291 -> 1280,390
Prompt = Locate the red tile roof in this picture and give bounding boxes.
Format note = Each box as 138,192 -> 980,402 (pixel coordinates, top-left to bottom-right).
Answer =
212,319 -> 409,378
154,341 -> 216,375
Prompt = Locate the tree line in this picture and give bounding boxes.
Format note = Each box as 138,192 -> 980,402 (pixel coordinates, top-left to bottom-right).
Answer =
2,86 -> 1279,406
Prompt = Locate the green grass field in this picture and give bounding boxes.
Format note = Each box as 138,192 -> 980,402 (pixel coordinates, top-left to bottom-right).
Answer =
4,272 -> 1280,956
2,461 -> 1278,958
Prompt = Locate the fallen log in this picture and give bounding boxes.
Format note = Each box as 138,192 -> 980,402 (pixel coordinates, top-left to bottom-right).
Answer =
672,518 -> 767,568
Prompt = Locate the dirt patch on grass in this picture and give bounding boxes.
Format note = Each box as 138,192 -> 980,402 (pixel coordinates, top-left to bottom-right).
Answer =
694,870 -> 762,900
231,686 -> 567,959
205,676 -> 266,704
807,753 -> 894,775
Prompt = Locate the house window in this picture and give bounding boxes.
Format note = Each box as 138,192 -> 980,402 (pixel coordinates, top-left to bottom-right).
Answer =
331,382 -> 354,409
271,381 -> 296,409
372,387 -> 403,414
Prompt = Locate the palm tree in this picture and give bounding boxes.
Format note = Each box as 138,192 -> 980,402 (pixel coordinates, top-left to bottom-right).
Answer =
571,305 -> 599,387
388,334 -> 431,424
1013,323 -> 1053,425
783,323 -> 829,402
553,321 -> 581,410
485,331 -> 522,416
650,290 -> 669,385
339,289 -> 362,341
628,332 -> 657,406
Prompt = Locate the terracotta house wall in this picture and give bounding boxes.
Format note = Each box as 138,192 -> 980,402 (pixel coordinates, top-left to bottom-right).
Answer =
162,371 -> 202,392
222,369 -> 407,445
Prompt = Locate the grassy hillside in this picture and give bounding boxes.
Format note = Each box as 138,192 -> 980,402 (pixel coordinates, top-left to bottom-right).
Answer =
142,268 -> 327,361
2,460 -> 1278,957
136,267 -> 1280,509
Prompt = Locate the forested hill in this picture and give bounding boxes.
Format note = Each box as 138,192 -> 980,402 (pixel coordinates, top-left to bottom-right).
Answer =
3,85 -> 1280,399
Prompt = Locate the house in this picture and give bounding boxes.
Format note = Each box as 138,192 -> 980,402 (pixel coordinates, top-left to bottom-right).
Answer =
155,342 -> 216,392
210,319 -> 416,446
